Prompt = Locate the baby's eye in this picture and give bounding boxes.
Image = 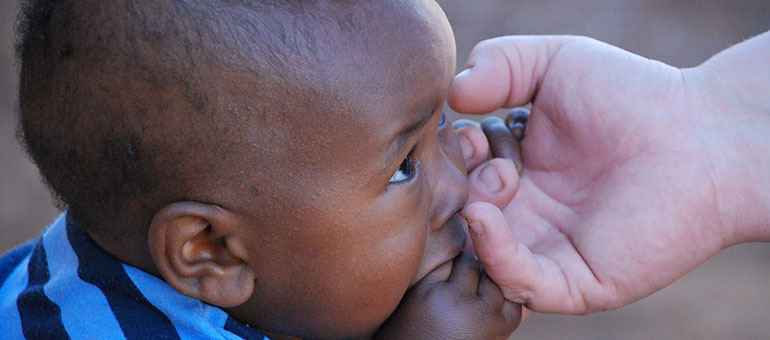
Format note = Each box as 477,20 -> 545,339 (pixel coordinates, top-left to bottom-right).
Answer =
438,112 -> 446,127
389,155 -> 415,183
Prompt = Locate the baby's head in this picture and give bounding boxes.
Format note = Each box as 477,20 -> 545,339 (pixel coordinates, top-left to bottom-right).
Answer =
18,0 -> 468,337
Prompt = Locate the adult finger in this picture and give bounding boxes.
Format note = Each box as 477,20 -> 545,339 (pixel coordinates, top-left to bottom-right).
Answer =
448,36 -> 568,114
466,158 -> 519,210
454,122 -> 489,172
481,116 -> 523,173
465,202 -> 595,314
462,202 -> 544,305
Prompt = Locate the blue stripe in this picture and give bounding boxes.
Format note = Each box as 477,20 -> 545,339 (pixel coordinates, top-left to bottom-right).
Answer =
224,316 -> 267,340
42,217 -> 126,339
65,220 -> 181,340
123,264 -> 218,339
0,240 -> 35,287
0,255 -> 31,339
203,304 -> 252,340
124,264 -> 269,340
17,241 -> 70,339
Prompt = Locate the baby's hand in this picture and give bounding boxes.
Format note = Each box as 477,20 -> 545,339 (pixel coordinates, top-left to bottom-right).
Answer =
374,253 -> 521,340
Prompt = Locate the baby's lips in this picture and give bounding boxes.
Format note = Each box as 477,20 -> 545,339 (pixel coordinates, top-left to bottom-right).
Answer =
435,213 -> 471,275
411,213 -> 471,286
458,213 -> 476,254
446,213 -> 469,259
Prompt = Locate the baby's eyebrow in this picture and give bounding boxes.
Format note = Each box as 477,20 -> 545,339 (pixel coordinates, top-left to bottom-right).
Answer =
389,101 -> 438,158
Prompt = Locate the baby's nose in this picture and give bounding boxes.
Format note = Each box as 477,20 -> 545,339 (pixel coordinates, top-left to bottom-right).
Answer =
429,156 -> 469,231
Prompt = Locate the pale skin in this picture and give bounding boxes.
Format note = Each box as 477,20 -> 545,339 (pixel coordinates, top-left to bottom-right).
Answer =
452,31 -> 770,314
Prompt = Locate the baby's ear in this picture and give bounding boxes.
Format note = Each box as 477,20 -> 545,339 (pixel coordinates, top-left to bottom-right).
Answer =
148,202 -> 254,307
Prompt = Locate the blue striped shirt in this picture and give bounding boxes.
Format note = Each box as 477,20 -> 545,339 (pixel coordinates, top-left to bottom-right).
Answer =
0,213 -> 269,340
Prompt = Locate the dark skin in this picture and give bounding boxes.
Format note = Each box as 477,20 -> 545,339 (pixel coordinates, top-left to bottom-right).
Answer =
376,253 -> 522,340
81,1 -> 520,339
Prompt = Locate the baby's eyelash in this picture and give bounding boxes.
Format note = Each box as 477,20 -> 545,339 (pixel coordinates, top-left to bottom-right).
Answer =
388,150 -> 417,184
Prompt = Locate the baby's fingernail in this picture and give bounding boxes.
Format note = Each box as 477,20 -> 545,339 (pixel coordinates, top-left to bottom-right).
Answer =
478,163 -> 503,193
468,221 -> 483,238
459,134 -> 473,161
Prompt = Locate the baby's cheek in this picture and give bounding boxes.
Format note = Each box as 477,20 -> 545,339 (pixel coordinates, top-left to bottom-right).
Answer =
364,216 -> 427,289
354,238 -> 426,333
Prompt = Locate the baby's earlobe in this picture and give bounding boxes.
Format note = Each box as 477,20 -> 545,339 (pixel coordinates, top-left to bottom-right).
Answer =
148,202 -> 255,308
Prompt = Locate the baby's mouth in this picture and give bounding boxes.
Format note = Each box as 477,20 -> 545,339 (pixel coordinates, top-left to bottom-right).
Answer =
409,213 -> 468,286
446,214 -> 469,259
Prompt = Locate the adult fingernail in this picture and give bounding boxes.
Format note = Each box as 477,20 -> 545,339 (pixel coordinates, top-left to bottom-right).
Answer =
459,134 -> 473,161
455,67 -> 472,79
453,119 -> 480,130
478,163 -> 502,193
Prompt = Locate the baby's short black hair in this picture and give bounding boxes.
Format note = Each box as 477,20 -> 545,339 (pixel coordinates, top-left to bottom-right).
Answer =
16,0 -> 357,232
18,0 -> 163,231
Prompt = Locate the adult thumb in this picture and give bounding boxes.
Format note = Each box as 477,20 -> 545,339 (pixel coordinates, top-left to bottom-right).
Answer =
448,35 -> 568,114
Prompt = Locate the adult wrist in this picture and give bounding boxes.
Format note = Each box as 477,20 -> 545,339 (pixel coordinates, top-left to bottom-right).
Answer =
690,32 -> 770,245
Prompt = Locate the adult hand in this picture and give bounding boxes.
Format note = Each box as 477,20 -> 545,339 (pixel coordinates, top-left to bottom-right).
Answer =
452,33 -> 770,313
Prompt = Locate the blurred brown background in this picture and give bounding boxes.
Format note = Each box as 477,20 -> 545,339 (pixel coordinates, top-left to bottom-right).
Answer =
1,0 -> 769,339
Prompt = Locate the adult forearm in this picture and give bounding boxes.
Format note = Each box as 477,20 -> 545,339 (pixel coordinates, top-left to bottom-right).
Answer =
692,31 -> 770,245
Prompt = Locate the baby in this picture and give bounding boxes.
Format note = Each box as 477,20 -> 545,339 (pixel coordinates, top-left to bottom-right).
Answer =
0,0 -> 520,339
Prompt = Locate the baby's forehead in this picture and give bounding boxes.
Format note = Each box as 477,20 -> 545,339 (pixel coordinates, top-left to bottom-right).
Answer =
180,1 -> 454,174
214,1 -> 453,127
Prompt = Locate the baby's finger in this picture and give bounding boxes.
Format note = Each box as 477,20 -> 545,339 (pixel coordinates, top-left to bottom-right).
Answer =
521,306 -> 534,321
481,116 -> 523,173
462,202 -> 544,305
454,124 -> 489,172
447,252 -> 481,293
478,273 -> 523,334
505,107 -> 530,142
476,272 -> 504,310
501,299 -> 523,326
467,158 -> 519,210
